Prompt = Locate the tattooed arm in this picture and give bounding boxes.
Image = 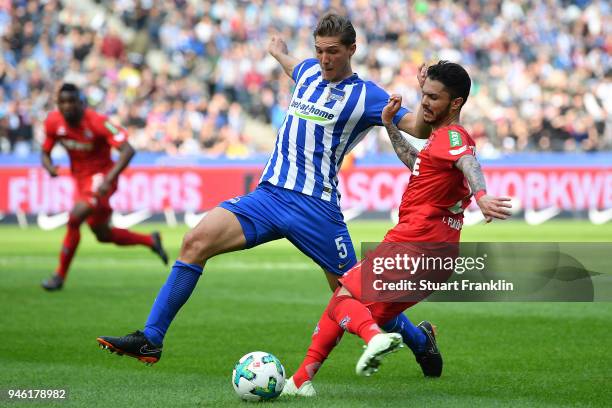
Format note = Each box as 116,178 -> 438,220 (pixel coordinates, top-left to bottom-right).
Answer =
455,154 -> 512,222
382,94 -> 421,170
384,121 -> 420,170
455,154 -> 487,194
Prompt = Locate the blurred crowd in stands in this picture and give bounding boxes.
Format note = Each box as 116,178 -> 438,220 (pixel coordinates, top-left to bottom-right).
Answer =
0,0 -> 610,159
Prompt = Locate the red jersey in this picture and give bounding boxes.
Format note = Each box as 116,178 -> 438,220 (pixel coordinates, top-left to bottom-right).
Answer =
387,124 -> 476,242
42,108 -> 128,178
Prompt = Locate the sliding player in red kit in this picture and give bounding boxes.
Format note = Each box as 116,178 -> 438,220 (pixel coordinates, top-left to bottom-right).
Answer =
40,83 -> 168,291
282,61 -> 512,396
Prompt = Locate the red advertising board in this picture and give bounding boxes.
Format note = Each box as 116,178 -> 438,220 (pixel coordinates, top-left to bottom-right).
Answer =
0,166 -> 610,214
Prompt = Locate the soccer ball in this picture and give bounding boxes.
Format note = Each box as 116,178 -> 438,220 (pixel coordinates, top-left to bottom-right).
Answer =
232,351 -> 285,401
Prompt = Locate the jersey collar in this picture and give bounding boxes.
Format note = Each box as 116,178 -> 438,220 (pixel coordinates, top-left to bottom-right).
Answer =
321,73 -> 358,86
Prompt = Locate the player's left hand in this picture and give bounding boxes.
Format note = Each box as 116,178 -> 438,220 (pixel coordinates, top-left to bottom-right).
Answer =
417,63 -> 428,88
268,35 -> 288,57
96,179 -> 112,197
476,195 -> 512,223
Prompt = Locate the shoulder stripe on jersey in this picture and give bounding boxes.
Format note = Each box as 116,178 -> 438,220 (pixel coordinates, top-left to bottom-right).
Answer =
294,60 -> 310,81
297,71 -> 322,99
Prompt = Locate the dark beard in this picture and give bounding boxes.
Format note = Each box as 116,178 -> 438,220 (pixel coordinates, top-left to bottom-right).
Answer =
429,104 -> 452,127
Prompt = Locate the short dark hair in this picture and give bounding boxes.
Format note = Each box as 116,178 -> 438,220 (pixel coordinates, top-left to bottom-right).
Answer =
58,83 -> 81,97
313,13 -> 356,47
427,61 -> 471,106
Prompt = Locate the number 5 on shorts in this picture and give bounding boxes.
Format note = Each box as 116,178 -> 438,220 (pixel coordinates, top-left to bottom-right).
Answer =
335,236 -> 348,259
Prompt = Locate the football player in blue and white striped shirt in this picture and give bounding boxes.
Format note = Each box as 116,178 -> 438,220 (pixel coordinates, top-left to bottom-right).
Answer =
97,13 -> 433,368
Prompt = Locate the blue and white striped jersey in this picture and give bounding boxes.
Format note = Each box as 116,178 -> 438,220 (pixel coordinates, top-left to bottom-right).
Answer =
260,58 -> 409,204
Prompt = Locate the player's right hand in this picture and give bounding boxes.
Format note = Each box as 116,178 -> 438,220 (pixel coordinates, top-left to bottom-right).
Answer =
382,94 -> 402,125
476,195 -> 512,223
268,35 -> 288,57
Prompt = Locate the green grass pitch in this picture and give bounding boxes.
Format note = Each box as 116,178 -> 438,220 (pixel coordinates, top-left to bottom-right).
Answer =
1,220 -> 611,407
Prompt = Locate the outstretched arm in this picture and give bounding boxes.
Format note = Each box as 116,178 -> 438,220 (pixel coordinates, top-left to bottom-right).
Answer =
455,155 -> 512,223
382,94 -> 421,170
268,35 -> 300,80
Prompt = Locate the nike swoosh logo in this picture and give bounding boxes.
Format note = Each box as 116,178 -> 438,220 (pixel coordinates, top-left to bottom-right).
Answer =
15,208 -> 28,229
163,208 -> 178,227
342,206 -> 365,222
139,345 -> 161,355
524,207 -> 560,225
184,211 -> 208,228
111,209 -> 152,229
390,209 -> 399,224
37,212 -> 69,230
588,208 -> 612,225
338,261 -> 352,269
456,196 -> 522,227
462,209 -> 484,226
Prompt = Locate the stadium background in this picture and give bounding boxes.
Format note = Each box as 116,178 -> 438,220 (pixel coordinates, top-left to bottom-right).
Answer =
1,1 -> 611,407
0,0 -> 610,226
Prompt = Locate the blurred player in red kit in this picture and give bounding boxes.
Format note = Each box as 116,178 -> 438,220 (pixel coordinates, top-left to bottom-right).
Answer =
40,83 -> 168,291
283,61 -> 512,396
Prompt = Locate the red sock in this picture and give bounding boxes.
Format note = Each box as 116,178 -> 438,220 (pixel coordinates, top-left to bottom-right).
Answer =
56,216 -> 82,279
329,295 -> 381,344
107,228 -> 154,247
293,299 -> 345,388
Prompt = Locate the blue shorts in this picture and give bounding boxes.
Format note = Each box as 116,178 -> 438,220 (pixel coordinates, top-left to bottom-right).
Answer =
218,182 -> 357,275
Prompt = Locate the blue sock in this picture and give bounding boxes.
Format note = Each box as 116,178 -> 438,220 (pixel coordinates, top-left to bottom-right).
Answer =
143,260 -> 203,346
382,314 -> 426,354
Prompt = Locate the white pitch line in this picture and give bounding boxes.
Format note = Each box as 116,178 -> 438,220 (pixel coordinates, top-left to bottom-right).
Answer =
0,256 -> 316,271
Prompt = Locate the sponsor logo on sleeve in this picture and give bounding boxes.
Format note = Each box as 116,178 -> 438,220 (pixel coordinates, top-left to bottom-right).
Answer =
448,130 -> 463,147
104,121 -> 120,135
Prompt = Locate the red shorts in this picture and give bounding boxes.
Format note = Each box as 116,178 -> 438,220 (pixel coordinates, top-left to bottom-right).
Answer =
339,219 -> 459,321
383,215 -> 461,243
74,173 -> 117,226
339,261 -> 418,323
